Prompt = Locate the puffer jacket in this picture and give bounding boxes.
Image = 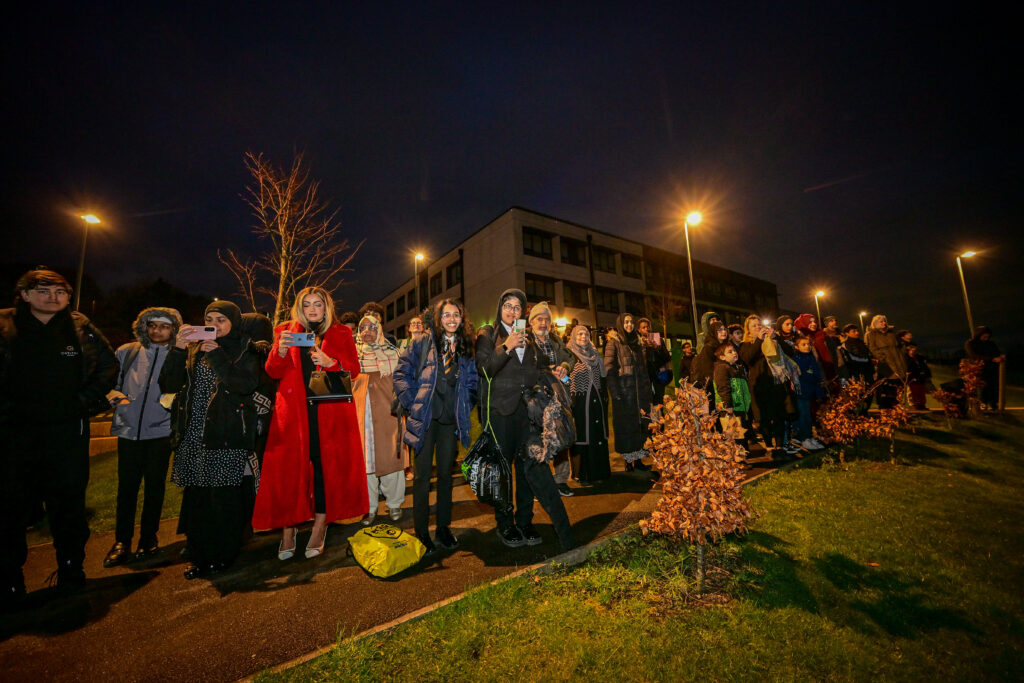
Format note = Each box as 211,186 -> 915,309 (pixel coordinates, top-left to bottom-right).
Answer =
393,328 -> 478,454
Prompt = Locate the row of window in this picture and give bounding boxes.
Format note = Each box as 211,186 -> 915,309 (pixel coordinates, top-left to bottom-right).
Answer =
523,274 -> 645,316
522,227 -> 642,278
385,261 -> 464,322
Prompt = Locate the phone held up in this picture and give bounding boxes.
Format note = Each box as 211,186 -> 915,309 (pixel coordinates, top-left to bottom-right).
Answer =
289,332 -> 316,347
182,326 -> 217,342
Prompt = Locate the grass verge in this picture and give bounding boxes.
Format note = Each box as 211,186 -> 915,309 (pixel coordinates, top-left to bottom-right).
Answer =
258,412 -> 1024,681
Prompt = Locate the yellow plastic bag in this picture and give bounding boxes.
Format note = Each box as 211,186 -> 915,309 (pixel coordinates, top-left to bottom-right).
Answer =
348,524 -> 426,578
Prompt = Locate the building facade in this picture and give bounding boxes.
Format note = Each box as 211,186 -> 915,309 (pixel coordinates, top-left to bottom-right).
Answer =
378,207 -> 779,343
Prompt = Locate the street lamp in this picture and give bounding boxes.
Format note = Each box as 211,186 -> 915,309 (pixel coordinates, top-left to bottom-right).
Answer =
413,252 -> 425,309
859,310 -> 868,334
813,290 -> 825,323
956,251 -> 976,335
75,214 -> 101,311
683,211 -> 702,340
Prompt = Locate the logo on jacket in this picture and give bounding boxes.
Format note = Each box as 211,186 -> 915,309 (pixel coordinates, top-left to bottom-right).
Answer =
61,345 -> 79,358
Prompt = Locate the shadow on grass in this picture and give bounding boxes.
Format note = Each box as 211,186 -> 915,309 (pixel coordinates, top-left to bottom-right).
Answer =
912,427 -> 964,445
813,553 -> 979,639
735,531 -> 819,615
1,571 -> 158,642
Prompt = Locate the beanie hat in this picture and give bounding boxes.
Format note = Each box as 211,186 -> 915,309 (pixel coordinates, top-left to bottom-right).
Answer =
529,301 -> 552,322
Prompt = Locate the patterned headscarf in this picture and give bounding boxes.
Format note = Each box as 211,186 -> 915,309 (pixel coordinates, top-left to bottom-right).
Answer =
356,315 -> 400,376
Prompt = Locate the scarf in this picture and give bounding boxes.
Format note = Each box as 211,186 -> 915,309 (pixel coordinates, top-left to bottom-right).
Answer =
566,325 -> 606,377
356,315 -> 399,376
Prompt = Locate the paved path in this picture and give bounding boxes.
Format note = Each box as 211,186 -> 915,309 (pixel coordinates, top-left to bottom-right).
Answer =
1,452 -> 782,683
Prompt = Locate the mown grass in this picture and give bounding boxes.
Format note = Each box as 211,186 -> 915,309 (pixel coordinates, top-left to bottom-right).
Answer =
258,412 -> 1024,681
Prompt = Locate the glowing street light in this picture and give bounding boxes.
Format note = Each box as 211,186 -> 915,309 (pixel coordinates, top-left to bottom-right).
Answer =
413,252 -> 426,309
956,251 -> 976,335
859,310 -> 868,334
75,214 -> 101,310
682,211 -> 703,338
813,290 -> 825,323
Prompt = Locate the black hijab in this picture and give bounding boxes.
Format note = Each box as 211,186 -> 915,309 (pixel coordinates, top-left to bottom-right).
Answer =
205,300 -> 244,355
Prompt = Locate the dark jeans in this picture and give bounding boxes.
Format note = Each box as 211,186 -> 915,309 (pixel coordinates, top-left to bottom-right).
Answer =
307,404 -> 326,513
115,436 -> 172,546
179,484 -> 247,566
796,397 -> 813,441
490,404 -> 575,549
413,419 -> 457,538
0,419 -> 90,586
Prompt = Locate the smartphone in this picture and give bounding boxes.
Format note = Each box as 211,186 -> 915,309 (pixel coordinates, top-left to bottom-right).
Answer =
183,326 -> 217,341
289,332 -> 316,347
650,332 -> 662,346
512,319 -> 526,334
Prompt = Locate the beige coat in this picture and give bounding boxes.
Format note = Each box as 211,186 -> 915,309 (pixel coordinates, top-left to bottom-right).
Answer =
353,370 -> 404,476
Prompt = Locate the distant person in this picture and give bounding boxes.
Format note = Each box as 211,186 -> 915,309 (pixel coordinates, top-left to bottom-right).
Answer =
713,342 -> 752,451
529,302 -> 575,496
340,311 -> 359,334
678,340 -> 696,383
775,315 -> 798,357
0,268 -> 117,605
638,317 -> 672,408
394,298 -> 478,553
792,336 -> 826,451
160,300 -> 263,579
103,307 -> 183,568
823,316 -> 842,376
604,313 -> 654,472
965,326 -> 1005,410
727,323 -> 743,350
252,287 -> 366,562
794,313 -> 835,382
565,324 -> 611,485
739,315 -> 799,459
865,315 -> 906,409
398,314 -> 425,352
689,321 -> 729,405
905,343 -> 932,410
837,324 -> 874,387
353,314 -> 405,524
694,311 -> 721,355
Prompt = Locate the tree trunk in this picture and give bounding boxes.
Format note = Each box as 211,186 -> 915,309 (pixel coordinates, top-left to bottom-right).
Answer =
695,543 -> 706,592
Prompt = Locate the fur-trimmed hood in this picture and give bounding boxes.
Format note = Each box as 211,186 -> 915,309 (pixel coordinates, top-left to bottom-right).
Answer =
132,307 -> 183,348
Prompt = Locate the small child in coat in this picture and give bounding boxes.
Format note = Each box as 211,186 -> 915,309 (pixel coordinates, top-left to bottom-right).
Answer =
905,343 -> 932,410
713,344 -> 752,451
793,337 -> 826,450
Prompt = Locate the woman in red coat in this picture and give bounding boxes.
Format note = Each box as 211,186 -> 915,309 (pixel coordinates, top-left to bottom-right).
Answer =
252,286 -> 368,560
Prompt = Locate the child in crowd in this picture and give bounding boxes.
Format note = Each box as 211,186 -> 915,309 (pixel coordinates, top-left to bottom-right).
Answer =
712,343 -> 752,451
792,337 -> 826,451
905,343 -> 932,410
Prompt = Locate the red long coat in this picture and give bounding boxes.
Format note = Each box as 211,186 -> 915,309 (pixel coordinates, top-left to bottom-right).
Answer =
252,321 -> 368,529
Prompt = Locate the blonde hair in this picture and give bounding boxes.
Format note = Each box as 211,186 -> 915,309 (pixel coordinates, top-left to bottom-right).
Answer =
290,286 -> 336,334
742,314 -> 761,343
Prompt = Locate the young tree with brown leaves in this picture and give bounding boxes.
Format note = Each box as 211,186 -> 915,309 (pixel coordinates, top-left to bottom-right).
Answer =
641,381 -> 754,587
219,152 -> 364,323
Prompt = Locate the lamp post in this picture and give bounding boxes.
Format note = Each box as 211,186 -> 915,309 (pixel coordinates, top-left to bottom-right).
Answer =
956,251 -> 976,335
813,290 -> 825,323
683,211 -> 702,340
413,252 -> 425,309
859,310 -> 868,334
75,214 -> 101,311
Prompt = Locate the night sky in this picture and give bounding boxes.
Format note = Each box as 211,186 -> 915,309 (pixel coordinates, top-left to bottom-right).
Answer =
3,3 -> 1019,351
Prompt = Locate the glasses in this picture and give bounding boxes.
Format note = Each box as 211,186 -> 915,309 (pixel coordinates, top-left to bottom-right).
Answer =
440,312 -> 461,320
502,303 -> 522,312
359,323 -> 378,331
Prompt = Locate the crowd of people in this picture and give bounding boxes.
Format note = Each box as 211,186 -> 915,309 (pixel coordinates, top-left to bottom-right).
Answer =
0,266 -> 1006,608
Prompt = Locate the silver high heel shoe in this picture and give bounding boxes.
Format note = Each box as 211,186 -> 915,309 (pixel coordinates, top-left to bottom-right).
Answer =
305,527 -> 327,559
278,528 -> 298,560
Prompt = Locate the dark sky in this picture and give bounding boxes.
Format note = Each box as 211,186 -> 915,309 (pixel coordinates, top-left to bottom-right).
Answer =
3,3 -> 1019,350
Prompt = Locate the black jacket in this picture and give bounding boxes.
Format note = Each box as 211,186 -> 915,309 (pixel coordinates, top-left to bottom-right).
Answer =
0,307 -> 117,425
158,342 -> 262,450
475,289 -> 546,418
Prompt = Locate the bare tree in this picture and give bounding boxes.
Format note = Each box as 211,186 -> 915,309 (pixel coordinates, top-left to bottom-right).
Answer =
219,152 -> 363,323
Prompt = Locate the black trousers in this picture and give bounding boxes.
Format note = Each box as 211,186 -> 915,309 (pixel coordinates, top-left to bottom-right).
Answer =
115,436 -> 172,546
490,404 -> 575,549
0,419 -> 90,585
413,419 -> 457,538
307,403 -> 326,513
179,484 -> 247,566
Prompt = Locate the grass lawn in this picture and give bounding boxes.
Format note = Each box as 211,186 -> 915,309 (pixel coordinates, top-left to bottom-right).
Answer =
259,411 -> 1024,681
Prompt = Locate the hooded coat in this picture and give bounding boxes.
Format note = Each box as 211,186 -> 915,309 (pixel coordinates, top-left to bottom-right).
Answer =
393,306 -> 478,454
689,321 -> 726,389
251,319 -> 368,529
111,307 -> 182,440
603,313 -> 652,454
694,311 -> 720,355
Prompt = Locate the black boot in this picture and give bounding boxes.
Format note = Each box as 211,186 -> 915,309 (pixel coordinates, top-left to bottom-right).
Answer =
103,541 -> 131,568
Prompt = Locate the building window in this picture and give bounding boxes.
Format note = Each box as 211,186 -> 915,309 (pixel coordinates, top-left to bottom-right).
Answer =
592,247 -> 616,273
622,254 -> 642,279
563,281 -> 590,309
386,302 -> 395,322
430,272 -> 442,297
707,280 -> 722,296
525,273 -> 555,302
560,238 -> 587,267
406,289 -> 415,310
625,292 -> 645,316
672,299 -> 690,322
396,325 -> 406,339
396,296 -> 406,316
595,287 -> 619,313
446,261 -> 462,289
646,262 -> 663,288
522,226 -> 553,259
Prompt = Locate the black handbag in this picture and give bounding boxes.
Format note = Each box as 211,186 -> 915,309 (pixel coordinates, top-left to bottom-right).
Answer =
308,366 -> 353,403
